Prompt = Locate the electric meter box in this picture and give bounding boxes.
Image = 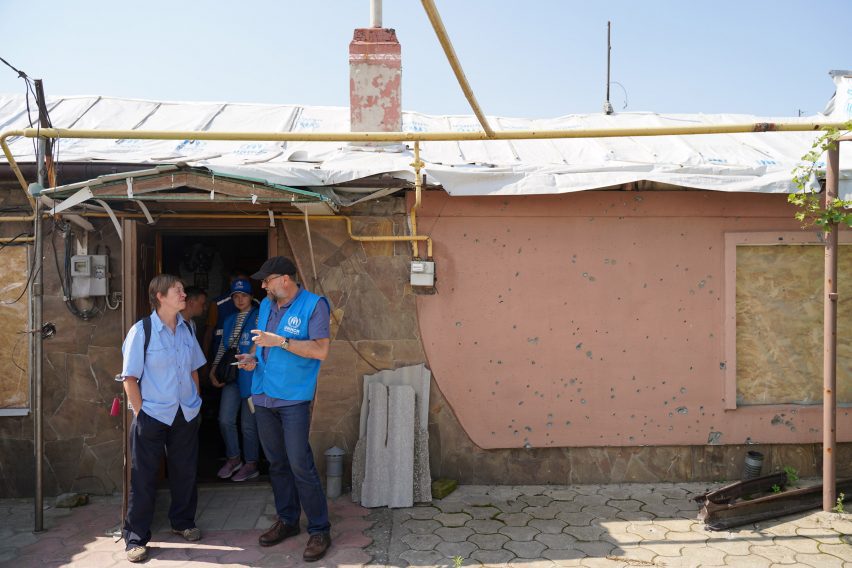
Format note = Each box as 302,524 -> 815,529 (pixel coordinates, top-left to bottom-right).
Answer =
70,254 -> 109,299
410,260 -> 435,287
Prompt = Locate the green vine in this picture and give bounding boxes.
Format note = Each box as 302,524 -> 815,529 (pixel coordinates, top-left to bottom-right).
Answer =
788,120 -> 852,230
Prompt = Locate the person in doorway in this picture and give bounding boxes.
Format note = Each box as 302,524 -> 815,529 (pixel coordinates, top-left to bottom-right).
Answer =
237,256 -> 332,562
203,270 -> 252,363
209,278 -> 261,482
119,274 -> 206,563
180,286 -> 207,343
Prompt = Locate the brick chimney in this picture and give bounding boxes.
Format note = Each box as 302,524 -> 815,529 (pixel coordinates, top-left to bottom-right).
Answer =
349,28 -> 402,140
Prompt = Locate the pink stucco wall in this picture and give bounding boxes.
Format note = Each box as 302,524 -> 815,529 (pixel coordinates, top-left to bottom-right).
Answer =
414,190 -> 852,449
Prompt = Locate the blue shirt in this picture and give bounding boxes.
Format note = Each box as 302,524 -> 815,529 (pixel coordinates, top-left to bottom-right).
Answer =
121,310 -> 206,425
253,287 -> 330,408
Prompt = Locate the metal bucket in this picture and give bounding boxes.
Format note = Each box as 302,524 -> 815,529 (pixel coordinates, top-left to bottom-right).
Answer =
742,450 -> 765,479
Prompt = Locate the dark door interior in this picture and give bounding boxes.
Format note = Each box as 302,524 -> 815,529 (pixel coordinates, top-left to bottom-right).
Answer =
159,231 -> 268,482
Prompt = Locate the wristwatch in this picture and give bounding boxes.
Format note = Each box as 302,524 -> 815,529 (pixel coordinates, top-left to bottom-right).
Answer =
280,337 -> 290,350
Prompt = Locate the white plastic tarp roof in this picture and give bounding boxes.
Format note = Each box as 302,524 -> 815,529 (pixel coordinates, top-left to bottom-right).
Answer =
1,71 -> 851,199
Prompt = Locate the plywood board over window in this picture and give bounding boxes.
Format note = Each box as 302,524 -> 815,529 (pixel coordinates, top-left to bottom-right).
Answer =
0,245 -> 29,412
728,233 -> 852,407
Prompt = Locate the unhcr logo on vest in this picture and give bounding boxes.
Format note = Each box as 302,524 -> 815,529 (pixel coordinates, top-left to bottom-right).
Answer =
284,315 -> 302,335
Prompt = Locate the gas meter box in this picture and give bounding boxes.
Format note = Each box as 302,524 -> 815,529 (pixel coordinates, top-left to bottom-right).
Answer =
410,260 -> 435,287
70,254 -> 109,299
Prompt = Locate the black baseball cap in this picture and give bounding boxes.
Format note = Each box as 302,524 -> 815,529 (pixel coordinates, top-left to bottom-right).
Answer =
251,256 -> 297,280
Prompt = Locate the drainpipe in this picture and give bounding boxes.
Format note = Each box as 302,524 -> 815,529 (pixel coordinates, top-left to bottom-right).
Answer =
32,79 -> 48,533
823,144 -> 839,512
31,180 -> 43,533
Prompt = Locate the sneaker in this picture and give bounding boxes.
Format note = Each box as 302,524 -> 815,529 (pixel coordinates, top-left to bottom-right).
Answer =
126,545 -> 148,563
303,533 -> 332,562
172,526 -> 202,541
232,462 -> 259,482
217,457 -> 243,479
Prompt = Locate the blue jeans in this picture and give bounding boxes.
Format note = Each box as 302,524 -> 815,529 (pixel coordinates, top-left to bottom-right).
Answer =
255,402 -> 330,534
218,382 -> 259,462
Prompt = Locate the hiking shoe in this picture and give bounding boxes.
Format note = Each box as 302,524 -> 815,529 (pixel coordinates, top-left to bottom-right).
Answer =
259,520 -> 300,547
303,533 -> 331,562
172,526 -> 202,541
217,457 -> 243,479
126,545 -> 148,563
232,462 -> 259,482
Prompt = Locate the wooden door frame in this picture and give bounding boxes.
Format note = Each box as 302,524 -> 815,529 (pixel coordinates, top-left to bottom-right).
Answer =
119,218 -> 277,516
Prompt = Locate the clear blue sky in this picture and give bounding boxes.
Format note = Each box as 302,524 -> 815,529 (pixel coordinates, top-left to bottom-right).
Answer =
0,0 -> 849,119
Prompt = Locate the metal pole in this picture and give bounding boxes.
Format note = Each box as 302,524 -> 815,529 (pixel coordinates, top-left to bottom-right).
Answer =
606,21 -> 611,104
370,0 -> 382,27
823,145 -> 839,512
32,79 -> 48,533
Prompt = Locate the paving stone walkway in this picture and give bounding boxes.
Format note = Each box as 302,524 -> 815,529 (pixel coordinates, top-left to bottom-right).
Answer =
372,483 -> 852,567
1,482 -> 850,567
0,484 -> 372,567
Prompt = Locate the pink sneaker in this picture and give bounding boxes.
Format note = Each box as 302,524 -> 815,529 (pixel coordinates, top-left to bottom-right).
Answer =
232,462 -> 259,482
217,457 -> 242,479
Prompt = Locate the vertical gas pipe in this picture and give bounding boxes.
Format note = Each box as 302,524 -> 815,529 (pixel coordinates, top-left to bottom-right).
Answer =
823,144 -> 839,512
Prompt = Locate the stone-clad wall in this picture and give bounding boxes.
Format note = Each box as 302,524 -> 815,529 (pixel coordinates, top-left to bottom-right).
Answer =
279,198 -> 425,490
0,203 -> 124,497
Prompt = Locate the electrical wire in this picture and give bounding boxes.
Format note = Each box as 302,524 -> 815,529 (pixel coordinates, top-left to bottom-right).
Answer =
0,263 -> 39,306
2,55 -> 60,183
0,55 -> 27,79
49,219 -> 101,320
0,232 -> 31,252
0,227 -> 41,306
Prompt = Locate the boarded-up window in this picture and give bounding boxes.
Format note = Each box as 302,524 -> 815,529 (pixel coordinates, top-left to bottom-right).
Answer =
736,244 -> 851,405
0,245 -> 29,411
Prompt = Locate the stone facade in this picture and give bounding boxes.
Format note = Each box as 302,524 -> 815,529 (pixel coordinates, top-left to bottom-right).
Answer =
0,201 -> 125,497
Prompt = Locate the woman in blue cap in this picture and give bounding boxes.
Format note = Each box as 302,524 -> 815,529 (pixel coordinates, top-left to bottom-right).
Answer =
210,278 -> 261,481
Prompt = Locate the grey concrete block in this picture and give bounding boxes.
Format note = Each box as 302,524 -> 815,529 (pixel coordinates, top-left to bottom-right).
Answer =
353,364 -> 433,506
360,384 -> 416,508
360,382 -> 390,507
388,385 -> 415,508
351,437 -> 366,503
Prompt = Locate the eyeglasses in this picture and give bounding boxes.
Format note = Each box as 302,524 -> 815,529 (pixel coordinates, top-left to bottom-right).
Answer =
262,274 -> 284,285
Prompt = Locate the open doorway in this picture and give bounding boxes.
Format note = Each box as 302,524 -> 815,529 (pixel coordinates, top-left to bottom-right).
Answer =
160,230 -> 268,482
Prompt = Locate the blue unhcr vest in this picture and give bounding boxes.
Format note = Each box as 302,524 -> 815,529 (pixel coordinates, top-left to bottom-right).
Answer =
252,290 -> 328,401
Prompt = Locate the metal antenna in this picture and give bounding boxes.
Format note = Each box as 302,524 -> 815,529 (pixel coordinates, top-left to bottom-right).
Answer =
604,21 -> 614,115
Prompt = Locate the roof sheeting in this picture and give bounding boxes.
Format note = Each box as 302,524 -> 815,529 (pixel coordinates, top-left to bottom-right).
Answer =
1,72 -> 851,199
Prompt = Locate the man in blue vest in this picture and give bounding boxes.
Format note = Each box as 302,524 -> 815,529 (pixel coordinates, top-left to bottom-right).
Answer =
238,256 -> 332,562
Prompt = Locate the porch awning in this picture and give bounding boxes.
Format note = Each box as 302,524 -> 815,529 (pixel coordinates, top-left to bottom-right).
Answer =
38,164 -> 338,216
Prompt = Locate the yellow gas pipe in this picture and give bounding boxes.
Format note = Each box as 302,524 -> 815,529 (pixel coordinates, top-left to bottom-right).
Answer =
410,141 -> 425,259
2,122 -> 847,250
1,130 -> 36,212
76,211 -> 433,259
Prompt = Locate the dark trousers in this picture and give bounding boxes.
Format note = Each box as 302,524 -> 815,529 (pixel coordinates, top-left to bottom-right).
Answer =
255,402 -> 330,534
123,408 -> 200,549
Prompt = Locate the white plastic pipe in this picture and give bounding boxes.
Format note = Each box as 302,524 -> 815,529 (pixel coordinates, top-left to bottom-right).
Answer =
371,0 -> 382,27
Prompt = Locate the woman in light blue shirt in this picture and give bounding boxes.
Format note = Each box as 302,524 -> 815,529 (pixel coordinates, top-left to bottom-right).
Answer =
119,274 -> 206,563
